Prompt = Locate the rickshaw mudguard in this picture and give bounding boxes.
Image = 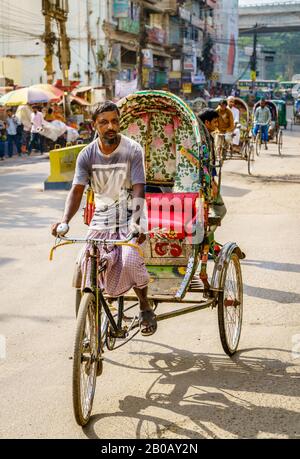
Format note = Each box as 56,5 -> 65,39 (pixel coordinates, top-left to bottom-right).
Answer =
210,242 -> 245,294
146,246 -> 200,300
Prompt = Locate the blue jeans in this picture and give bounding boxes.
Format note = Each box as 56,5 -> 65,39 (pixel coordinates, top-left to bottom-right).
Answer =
7,134 -> 21,156
253,124 -> 268,142
0,140 -> 5,158
28,133 -> 43,154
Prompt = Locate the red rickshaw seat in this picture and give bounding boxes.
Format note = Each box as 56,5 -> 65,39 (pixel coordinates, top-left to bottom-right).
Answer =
145,192 -> 199,239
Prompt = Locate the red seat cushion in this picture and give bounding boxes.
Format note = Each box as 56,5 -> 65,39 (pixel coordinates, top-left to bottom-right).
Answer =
145,192 -> 199,240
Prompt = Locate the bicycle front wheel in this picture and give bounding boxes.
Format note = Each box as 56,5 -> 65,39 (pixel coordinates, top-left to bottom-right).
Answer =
73,292 -> 98,426
255,134 -> 261,157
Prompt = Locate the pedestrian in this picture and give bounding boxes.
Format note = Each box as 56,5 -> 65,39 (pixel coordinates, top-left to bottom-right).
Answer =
28,105 -> 44,155
5,109 -> 22,157
0,120 -> 6,160
16,104 -> 32,154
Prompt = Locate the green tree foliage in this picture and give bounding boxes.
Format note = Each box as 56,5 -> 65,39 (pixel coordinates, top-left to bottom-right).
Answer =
239,32 -> 300,80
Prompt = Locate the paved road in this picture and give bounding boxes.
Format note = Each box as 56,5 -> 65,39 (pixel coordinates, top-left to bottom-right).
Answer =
0,125 -> 300,439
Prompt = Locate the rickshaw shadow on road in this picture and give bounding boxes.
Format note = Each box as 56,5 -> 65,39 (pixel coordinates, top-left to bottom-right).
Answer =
83,342 -> 300,439
221,185 -> 251,198
244,283 -> 300,304
243,259 -> 300,274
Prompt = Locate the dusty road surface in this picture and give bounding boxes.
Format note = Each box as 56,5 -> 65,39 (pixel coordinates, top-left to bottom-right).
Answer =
0,125 -> 300,439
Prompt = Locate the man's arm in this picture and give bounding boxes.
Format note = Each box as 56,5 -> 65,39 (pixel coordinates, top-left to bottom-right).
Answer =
131,183 -> 146,243
51,184 -> 85,236
227,109 -> 235,132
131,183 -> 145,226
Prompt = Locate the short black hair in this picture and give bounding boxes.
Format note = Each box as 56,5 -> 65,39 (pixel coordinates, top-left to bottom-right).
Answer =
220,99 -> 228,106
92,101 -> 120,122
198,108 -> 219,124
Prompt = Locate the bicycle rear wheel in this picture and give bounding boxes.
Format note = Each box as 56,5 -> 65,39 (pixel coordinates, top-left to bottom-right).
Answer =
73,292 -> 98,426
218,253 -> 243,356
255,134 -> 261,157
278,130 -> 283,156
247,142 -> 255,175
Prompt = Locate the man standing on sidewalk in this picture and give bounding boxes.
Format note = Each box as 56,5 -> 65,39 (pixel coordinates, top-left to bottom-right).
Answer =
28,106 -> 44,155
16,104 -> 32,154
5,109 -> 22,157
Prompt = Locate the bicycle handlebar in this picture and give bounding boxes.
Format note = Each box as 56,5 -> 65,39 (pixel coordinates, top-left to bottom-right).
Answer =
55,226 -> 168,245
56,231 -> 137,245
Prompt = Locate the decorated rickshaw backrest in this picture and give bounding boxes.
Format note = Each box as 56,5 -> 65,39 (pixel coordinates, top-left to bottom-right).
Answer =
118,91 -> 208,193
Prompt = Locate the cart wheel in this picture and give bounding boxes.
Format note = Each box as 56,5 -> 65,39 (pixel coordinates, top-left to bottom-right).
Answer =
73,292 -> 98,426
75,289 -> 81,317
218,253 -> 243,356
247,142 -> 255,175
278,130 -> 283,156
255,134 -> 261,157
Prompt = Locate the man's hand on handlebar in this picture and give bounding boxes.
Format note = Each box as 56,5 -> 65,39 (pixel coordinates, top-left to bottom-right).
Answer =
51,222 -> 69,237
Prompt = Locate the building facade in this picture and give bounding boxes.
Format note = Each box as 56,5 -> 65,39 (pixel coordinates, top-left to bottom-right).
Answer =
0,0 -> 239,98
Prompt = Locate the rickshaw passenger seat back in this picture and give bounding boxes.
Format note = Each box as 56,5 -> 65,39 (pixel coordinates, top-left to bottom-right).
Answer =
145,192 -> 200,240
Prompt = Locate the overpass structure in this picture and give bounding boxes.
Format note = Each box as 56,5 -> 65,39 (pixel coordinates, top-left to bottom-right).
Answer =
239,1 -> 300,34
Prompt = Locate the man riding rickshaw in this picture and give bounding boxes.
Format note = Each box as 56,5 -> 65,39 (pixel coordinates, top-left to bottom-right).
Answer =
253,98 -> 271,150
50,92 -> 245,427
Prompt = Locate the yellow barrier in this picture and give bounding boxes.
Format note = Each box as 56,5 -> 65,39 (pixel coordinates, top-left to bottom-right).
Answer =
44,143 -> 87,190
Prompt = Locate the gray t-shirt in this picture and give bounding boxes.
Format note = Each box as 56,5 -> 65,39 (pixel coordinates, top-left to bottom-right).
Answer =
73,134 -> 146,231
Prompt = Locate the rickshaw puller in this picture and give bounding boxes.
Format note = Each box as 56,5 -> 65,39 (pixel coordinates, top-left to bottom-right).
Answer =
253,98 -> 271,150
51,101 -> 157,336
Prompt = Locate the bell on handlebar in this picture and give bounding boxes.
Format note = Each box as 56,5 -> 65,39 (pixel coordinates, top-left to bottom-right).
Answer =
57,223 -> 69,237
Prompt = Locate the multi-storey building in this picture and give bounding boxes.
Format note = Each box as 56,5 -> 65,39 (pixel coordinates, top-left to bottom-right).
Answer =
0,0 -> 239,98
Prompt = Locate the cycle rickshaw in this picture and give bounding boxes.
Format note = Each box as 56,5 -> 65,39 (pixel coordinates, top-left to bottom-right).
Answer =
253,100 -> 283,156
293,99 -> 300,126
51,90 -> 245,426
216,97 -> 255,175
189,97 -> 207,115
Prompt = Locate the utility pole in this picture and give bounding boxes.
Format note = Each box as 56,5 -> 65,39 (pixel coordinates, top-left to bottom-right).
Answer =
42,0 -> 56,84
86,0 -> 92,85
137,1 -> 146,90
42,0 -> 70,88
250,24 -> 258,90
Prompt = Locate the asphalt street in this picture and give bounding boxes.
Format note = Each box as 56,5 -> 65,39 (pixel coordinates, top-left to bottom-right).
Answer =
0,119 -> 300,439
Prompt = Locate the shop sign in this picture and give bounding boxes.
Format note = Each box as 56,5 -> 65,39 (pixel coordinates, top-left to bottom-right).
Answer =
118,18 -> 140,34
113,0 -> 129,18
183,55 -> 194,72
146,27 -> 166,45
169,71 -> 181,79
179,7 -> 191,22
115,78 -> 138,98
192,73 -> 206,84
143,49 -> 154,68
210,72 -> 219,81
182,83 -> 192,93
172,59 -> 181,72
182,72 -> 192,83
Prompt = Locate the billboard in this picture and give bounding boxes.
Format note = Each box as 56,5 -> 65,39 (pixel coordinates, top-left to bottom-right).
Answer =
214,0 -> 239,85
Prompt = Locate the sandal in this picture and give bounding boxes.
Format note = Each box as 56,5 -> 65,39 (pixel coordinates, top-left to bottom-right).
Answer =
139,309 -> 157,336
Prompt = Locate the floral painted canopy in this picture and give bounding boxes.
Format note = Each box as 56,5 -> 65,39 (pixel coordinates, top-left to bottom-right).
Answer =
117,90 -> 211,193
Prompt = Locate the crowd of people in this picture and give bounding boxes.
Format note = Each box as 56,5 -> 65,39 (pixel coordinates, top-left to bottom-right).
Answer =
0,103 -> 94,160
